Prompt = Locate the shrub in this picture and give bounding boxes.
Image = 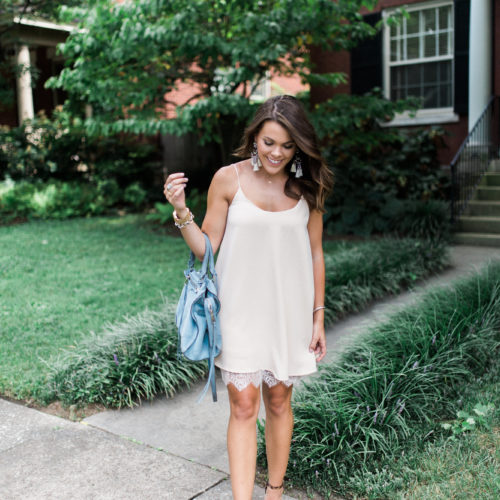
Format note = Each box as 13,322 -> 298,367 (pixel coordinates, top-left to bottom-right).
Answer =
95,178 -> 121,207
0,179 -> 119,222
124,182 -> 148,210
0,178 -> 35,221
259,262 -> 500,497
311,92 -> 451,237
382,198 -> 451,241
0,178 -> 154,222
0,109 -> 161,194
45,303 -> 206,407
323,237 -> 449,325
42,235 -> 448,409
146,202 -> 175,225
0,110 -> 85,182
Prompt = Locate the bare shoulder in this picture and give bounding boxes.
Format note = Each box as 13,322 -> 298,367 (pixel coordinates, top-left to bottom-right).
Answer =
209,162 -> 242,202
213,164 -> 236,183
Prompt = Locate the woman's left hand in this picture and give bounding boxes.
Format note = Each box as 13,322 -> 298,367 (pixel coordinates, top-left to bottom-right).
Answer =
309,323 -> 326,362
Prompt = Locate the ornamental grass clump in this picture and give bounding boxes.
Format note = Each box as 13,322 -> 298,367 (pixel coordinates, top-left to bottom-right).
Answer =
260,262 -> 500,497
323,237 -> 448,325
46,302 -> 206,408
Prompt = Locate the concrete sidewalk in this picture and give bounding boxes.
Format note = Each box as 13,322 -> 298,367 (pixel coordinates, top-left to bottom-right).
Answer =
1,245 -> 499,500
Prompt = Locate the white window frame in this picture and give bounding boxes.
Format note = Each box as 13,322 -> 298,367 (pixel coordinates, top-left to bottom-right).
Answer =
249,72 -> 272,102
382,0 -> 459,126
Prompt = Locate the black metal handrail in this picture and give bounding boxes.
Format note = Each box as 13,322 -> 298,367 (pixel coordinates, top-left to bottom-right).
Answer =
450,96 -> 500,222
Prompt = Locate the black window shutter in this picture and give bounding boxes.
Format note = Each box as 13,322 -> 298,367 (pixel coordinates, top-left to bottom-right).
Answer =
350,13 -> 383,95
454,0 -> 470,115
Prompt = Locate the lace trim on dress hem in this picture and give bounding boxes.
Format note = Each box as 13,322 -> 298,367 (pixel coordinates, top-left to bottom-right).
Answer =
220,369 -> 301,391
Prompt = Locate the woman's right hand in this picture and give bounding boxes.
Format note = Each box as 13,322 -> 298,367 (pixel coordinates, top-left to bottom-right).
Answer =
164,173 -> 189,213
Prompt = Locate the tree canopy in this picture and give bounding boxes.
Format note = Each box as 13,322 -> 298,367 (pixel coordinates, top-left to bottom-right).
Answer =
0,1 -> 70,24
48,0 -> 382,142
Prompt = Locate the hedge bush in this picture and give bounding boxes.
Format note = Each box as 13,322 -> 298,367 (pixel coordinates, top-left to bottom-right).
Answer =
311,92 -> 451,238
0,109 -> 160,193
0,178 -> 148,223
258,262 -> 500,497
45,304 -> 206,407
44,236 -> 448,408
323,237 -> 448,325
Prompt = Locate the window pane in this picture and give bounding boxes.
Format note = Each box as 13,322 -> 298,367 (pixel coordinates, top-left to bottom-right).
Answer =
438,33 -> 450,56
424,63 -> 437,83
391,39 -> 399,61
440,84 -> 451,107
424,34 -> 436,57
408,85 -> 422,99
407,36 -> 419,59
439,6 -> 451,30
406,12 -> 419,35
407,64 -> 421,85
440,60 -> 451,81
423,85 -> 438,108
423,9 -> 436,33
391,66 -> 407,101
391,86 -> 403,101
391,66 -> 405,88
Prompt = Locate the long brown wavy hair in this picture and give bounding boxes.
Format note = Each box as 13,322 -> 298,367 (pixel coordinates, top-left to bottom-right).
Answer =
234,95 -> 334,212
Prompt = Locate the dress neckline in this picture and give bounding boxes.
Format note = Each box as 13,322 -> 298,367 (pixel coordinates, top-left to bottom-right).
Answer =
236,186 -> 302,214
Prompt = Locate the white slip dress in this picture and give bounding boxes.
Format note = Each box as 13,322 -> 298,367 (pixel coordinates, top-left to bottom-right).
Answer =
214,164 -> 317,390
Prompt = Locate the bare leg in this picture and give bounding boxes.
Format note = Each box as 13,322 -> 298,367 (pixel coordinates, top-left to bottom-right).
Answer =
262,383 -> 294,500
227,382 -> 261,500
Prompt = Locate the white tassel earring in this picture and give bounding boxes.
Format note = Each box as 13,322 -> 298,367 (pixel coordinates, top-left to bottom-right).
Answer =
291,152 -> 303,178
251,141 -> 262,171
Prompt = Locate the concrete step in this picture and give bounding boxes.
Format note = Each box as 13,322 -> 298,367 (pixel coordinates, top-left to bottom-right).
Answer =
480,172 -> 500,186
473,186 -> 500,201
456,215 -> 500,234
464,201 -> 500,216
452,232 -> 500,247
489,159 -> 500,172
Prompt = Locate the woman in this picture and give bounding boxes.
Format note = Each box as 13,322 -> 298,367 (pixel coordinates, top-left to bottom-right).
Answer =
164,95 -> 334,500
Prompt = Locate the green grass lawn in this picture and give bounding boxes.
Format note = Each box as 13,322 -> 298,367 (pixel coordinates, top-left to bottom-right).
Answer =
0,215 -> 189,399
393,359 -> 500,500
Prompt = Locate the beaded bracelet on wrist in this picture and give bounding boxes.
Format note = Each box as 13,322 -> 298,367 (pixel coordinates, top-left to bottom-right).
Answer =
173,208 -> 194,229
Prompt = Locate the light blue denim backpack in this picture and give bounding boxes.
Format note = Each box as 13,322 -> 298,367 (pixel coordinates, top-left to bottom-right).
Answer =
176,233 -> 221,402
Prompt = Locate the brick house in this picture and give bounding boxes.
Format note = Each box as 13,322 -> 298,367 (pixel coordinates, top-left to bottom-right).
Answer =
311,0 -> 496,166
3,3 -> 499,243
310,0 -> 500,244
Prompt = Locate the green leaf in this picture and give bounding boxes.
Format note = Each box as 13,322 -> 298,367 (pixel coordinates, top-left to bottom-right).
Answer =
473,403 -> 494,417
45,0 -> 386,141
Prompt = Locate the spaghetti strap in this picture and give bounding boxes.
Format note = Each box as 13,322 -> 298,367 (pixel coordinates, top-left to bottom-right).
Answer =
232,164 -> 241,188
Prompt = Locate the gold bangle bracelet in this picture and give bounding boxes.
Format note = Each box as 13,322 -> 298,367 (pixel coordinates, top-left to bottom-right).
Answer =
173,208 -> 194,229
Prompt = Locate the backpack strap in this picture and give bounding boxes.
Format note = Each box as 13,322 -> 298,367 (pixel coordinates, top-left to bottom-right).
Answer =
197,296 -> 218,402
199,233 -> 212,275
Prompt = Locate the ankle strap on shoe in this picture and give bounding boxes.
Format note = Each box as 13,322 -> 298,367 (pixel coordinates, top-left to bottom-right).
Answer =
265,480 -> 284,492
